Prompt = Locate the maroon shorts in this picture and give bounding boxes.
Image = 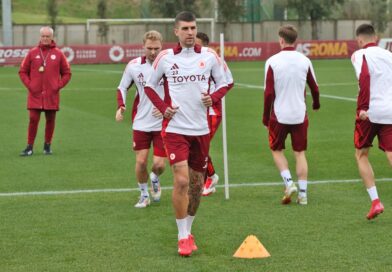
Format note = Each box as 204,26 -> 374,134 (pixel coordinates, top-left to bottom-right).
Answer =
268,117 -> 309,151
162,132 -> 210,172
354,119 -> 392,151
208,115 -> 222,140
133,130 -> 166,157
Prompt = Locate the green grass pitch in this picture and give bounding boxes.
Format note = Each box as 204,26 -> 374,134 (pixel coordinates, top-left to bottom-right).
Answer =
0,60 -> 391,271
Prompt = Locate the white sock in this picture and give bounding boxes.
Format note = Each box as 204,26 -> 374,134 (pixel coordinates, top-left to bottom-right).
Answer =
280,169 -> 293,187
150,172 -> 159,184
298,180 -> 307,197
186,215 -> 195,234
138,183 -> 149,198
367,186 -> 379,201
176,218 -> 189,240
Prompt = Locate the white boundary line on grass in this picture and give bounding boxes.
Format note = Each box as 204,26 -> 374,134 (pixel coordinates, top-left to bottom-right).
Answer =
1,178 -> 391,197
235,83 -> 357,102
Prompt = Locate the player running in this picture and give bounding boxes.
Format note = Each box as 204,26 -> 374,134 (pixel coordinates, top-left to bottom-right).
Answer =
145,11 -> 229,256
194,32 -> 234,196
263,25 -> 320,205
115,31 -> 166,208
351,24 -> 392,220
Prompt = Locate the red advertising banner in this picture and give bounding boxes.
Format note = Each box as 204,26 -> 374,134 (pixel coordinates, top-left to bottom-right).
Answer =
210,40 -> 358,61
0,40 -> 358,66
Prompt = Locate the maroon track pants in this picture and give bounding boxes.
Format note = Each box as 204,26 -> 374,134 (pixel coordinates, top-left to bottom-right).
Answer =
27,109 -> 56,146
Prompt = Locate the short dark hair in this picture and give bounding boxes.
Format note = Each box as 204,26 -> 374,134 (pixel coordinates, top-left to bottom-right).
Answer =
175,11 -> 196,26
278,25 -> 297,44
356,24 -> 375,36
196,32 -> 209,46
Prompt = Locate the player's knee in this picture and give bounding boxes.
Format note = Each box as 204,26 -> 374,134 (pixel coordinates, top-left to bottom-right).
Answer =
136,158 -> 148,171
355,150 -> 368,161
29,116 -> 39,125
152,160 -> 165,174
174,175 -> 189,192
386,153 -> 392,167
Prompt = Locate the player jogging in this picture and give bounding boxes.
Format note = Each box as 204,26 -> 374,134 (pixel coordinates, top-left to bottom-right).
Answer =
144,11 -> 229,256
115,30 -> 166,208
351,24 -> 392,220
195,32 -> 234,196
263,25 -> 320,205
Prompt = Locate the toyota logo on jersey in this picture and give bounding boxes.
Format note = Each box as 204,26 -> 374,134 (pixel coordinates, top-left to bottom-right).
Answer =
172,74 -> 207,83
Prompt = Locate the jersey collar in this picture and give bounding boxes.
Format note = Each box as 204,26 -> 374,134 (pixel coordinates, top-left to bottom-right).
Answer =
282,46 -> 295,51
173,43 -> 202,55
363,42 -> 377,49
39,40 -> 56,49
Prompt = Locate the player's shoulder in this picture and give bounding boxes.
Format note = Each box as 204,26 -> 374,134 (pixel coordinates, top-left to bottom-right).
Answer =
351,49 -> 365,63
266,51 -> 282,64
52,46 -> 63,53
204,47 -> 219,57
370,45 -> 392,56
156,49 -> 172,59
202,47 -> 222,64
125,57 -> 143,71
128,57 -> 143,65
27,46 -> 39,54
152,49 -> 172,68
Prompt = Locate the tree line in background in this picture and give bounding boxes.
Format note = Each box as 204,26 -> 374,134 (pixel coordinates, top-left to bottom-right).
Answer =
38,0 -> 392,40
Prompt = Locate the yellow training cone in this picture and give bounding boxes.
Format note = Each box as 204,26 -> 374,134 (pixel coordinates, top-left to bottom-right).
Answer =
233,235 -> 271,259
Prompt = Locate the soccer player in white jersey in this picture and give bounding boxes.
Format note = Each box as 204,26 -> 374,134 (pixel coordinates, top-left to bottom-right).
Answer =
195,32 -> 234,196
115,31 -> 166,208
263,25 -> 320,205
351,24 -> 392,220
144,12 -> 229,256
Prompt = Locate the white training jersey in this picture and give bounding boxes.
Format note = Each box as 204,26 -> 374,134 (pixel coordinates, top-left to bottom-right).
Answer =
208,60 -> 234,116
117,56 -> 164,131
145,45 -> 227,135
264,49 -> 318,124
351,45 -> 392,124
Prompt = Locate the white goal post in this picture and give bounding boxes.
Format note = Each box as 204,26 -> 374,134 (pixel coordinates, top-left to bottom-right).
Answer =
86,18 -> 216,42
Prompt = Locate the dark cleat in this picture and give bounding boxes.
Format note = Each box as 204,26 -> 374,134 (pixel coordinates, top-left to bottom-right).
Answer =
43,143 -> 52,155
20,145 -> 33,156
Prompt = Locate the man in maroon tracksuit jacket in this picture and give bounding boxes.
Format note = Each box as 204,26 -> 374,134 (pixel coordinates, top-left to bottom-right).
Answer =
19,26 -> 71,156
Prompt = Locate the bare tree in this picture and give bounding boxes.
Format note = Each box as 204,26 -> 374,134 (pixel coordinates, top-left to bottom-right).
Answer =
370,0 -> 388,33
47,0 -> 58,31
97,0 -> 109,44
150,0 -> 200,17
277,0 -> 345,40
217,0 -> 244,22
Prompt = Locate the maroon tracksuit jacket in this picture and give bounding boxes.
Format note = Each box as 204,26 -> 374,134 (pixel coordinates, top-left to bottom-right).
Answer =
19,41 -> 71,110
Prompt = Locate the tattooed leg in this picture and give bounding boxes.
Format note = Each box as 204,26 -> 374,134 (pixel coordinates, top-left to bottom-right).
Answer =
187,168 -> 204,216
171,160 -> 189,219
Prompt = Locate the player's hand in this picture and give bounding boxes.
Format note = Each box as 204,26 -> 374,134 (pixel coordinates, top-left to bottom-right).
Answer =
262,117 -> 269,128
201,92 -> 212,107
152,107 -> 163,118
313,102 -> 320,111
359,110 -> 368,120
163,106 -> 179,119
115,106 -> 126,122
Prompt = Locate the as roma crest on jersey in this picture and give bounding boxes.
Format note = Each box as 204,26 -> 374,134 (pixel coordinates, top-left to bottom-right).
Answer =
199,60 -> 205,68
